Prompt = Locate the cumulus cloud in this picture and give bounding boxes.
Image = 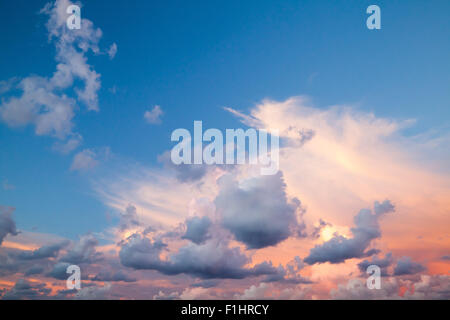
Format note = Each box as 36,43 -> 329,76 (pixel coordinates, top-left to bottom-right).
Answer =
144,105 -> 163,124
357,252 -> 394,276
304,200 -> 395,264
74,283 -> 112,300
18,241 -> 69,260
215,172 -> 305,249
393,257 -> 426,276
1,279 -> 51,300
0,0 -> 107,148
118,204 -> 141,232
91,270 -> 136,283
119,233 -> 277,279
181,216 -> 212,244
59,234 -> 102,264
0,206 -> 19,245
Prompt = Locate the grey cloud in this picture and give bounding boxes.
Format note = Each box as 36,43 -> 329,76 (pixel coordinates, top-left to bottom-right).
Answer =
59,234 -> 102,264
357,253 -> 394,276
91,270 -> 136,283
393,257 -> 426,276
215,172 -> 304,249
18,241 -> 69,260
182,216 -> 211,244
118,205 -> 141,231
119,234 -> 278,279
304,200 -> 395,264
0,206 -> 19,246
1,279 -> 51,300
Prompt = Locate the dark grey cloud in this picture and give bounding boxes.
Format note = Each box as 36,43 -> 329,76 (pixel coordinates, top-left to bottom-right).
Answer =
91,270 -> 136,283
441,255 -> 450,261
1,279 -> 51,300
304,200 -> 395,264
357,252 -> 394,276
47,262 -> 72,280
393,257 -> 426,276
182,216 -> 211,244
0,206 -> 19,245
215,172 -> 304,249
24,265 -> 45,276
263,256 -> 312,284
119,233 -> 278,279
118,204 -> 140,231
59,234 -> 102,264
18,241 -> 69,260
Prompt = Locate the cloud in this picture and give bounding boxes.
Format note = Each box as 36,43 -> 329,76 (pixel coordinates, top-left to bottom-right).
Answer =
0,0 -> 107,147
357,252 -> 394,276
157,151 -> 210,183
119,233 -> 277,279
0,206 -> 19,245
181,216 -> 212,244
144,105 -> 163,124
18,241 -> 69,260
235,282 -> 307,300
70,147 -> 110,171
393,257 -> 426,276
74,283 -> 112,300
118,204 -> 141,232
304,200 -> 395,264
1,279 -> 51,300
59,234 -> 102,264
331,275 -> 450,300
108,43 -> 117,59
215,172 -> 305,249
91,270 -> 136,283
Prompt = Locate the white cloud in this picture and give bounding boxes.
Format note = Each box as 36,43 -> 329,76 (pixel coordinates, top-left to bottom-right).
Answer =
144,105 -> 163,124
70,147 -> 110,171
108,43 -> 117,59
0,0 -> 107,148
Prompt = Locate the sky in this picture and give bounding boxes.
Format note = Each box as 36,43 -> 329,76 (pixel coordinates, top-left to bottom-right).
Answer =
0,0 -> 449,299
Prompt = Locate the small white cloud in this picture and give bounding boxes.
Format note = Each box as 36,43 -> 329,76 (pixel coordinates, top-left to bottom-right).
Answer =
108,43 -> 117,60
52,134 -> 83,154
144,105 -> 163,124
70,147 -> 110,171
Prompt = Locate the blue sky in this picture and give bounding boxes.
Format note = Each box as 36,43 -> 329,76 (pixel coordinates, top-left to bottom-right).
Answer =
1,0 -> 449,239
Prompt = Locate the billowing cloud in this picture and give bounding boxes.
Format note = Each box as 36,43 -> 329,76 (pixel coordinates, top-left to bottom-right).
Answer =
393,257 -> 426,276
119,233 -> 277,279
181,216 -> 211,244
304,200 -> 394,264
0,207 -> 19,246
1,279 -> 51,300
0,0 -> 108,149
59,234 -> 102,264
18,241 -> 69,260
357,252 -> 394,276
215,172 -> 304,249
